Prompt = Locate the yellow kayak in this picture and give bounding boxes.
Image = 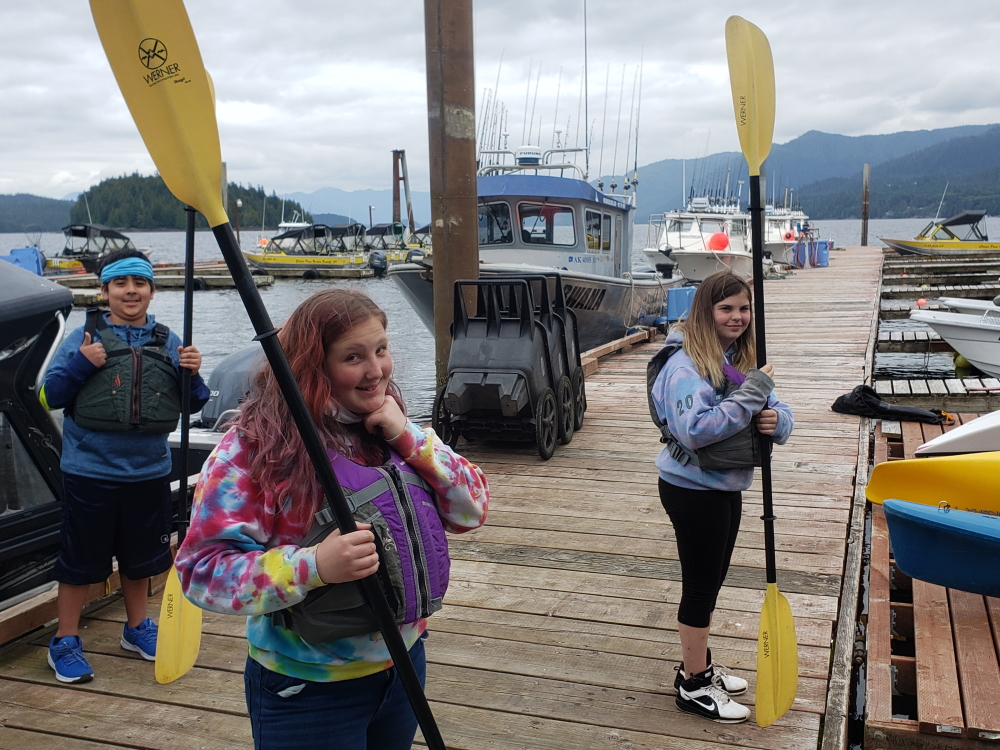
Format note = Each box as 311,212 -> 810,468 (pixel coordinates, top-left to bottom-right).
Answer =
866,452 -> 1000,515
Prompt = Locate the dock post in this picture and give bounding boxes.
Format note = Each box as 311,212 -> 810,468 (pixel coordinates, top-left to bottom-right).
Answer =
424,0 -> 480,386
861,162 -> 870,246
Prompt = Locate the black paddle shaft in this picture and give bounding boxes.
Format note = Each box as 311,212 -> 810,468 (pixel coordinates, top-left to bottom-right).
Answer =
178,206 -> 195,545
748,175 -> 777,586
210,223 -> 447,750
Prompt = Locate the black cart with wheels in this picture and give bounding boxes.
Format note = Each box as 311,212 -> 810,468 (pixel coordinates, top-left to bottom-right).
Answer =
433,276 -> 585,460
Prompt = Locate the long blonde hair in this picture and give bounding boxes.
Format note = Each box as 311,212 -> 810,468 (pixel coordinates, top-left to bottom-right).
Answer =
675,271 -> 757,387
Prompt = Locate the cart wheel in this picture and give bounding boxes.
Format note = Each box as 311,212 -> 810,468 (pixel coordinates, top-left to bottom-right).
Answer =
571,368 -> 587,431
556,376 -> 574,445
535,388 -> 557,460
432,386 -> 459,449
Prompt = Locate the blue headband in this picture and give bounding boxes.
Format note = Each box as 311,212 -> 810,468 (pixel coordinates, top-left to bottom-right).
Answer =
100,257 -> 154,285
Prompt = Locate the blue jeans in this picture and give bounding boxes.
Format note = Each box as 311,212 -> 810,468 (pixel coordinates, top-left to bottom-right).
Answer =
244,638 -> 427,750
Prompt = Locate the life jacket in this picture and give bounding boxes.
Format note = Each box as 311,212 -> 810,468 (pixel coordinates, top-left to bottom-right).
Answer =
646,342 -> 766,470
271,447 -> 450,644
68,309 -> 182,434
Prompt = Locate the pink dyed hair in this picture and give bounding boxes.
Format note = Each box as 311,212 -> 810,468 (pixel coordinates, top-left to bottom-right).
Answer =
237,289 -> 405,504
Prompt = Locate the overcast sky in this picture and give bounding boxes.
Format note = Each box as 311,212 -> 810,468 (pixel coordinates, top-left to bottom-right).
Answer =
4,0 -> 1000,201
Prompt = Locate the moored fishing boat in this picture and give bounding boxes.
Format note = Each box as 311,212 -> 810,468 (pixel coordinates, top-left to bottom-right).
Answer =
880,210 -> 1000,256
642,197 -> 754,282
45,223 -> 145,274
242,223 -> 370,278
390,146 -> 686,351
936,295 -> 1000,315
910,307 -> 1000,377
882,498 -> 1000,597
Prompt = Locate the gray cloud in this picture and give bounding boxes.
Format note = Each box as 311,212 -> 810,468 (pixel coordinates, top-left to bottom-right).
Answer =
4,0 -> 1000,200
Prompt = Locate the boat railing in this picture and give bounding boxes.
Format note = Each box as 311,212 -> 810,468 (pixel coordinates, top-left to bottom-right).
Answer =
478,147 -> 587,180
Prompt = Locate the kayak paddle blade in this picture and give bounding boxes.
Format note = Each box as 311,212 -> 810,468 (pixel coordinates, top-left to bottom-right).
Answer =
155,566 -> 202,684
756,582 -> 798,727
89,0 -> 228,227
725,16 -> 775,177
865,451 -> 1000,515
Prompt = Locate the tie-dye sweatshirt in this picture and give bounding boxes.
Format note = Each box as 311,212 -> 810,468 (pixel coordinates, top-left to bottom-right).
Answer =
175,421 -> 488,682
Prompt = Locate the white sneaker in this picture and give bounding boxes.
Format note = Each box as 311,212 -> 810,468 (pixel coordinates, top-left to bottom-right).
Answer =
673,651 -> 748,696
676,668 -> 751,723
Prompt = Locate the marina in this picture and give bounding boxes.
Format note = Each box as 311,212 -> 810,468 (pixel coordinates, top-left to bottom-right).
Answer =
1,246 -> 880,749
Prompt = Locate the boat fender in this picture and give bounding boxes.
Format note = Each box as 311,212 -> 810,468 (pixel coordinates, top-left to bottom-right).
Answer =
302,269 -> 319,280
783,231 -> 794,241
707,232 -> 729,251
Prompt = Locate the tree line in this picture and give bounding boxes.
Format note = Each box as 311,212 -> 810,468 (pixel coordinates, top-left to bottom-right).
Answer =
69,173 -> 312,230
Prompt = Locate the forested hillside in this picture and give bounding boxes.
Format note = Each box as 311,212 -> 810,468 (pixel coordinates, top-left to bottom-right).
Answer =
67,174 -> 311,230
797,126 -> 1000,218
0,194 -> 73,232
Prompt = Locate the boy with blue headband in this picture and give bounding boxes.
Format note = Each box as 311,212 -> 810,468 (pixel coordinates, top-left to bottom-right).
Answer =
38,248 -> 210,683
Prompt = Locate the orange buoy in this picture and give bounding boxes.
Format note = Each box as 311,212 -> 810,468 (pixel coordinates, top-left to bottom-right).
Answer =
782,230 -> 794,241
707,232 -> 730,251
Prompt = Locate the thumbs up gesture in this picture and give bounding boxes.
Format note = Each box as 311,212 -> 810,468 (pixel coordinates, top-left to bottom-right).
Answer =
79,332 -> 106,367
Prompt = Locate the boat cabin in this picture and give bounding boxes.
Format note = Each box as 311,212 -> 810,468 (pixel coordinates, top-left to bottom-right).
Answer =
0,265 -> 73,607
264,224 -> 340,255
365,223 -> 407,250
60,224 -> 137,258
917,210 -> 990,242
329,223 -> 367,252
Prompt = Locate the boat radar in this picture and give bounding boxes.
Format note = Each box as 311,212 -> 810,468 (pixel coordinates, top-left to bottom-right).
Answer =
515,146 -> 543,166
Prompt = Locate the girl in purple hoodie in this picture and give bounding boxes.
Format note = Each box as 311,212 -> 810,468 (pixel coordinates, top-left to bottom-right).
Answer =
649,271 -> 792,724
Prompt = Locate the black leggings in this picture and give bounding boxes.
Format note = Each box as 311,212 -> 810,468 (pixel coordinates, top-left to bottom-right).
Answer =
658,478 -> 742,628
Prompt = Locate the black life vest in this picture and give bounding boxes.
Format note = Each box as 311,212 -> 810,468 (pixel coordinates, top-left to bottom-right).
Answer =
646,343 -> 765,470
68,309 -> 182,434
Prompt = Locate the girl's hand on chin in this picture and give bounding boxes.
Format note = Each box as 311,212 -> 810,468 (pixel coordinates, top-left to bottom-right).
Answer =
363,395 -> 407,441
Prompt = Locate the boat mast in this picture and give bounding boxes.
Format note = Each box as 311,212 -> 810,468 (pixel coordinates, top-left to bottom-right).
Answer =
583,0 -> 589,178
934,182 -> 949,222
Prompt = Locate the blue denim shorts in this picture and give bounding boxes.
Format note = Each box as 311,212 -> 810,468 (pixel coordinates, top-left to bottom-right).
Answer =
244,636 -> 427,750
52,471 -> 174,585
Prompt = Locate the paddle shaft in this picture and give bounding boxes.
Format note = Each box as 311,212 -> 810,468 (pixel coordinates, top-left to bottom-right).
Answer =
209,222 -> 446,750
749,174 -> 777,586
178,206 -> 195,545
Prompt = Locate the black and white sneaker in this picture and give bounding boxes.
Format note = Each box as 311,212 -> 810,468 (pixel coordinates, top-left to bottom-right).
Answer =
672,649 -> 749,696
676,667 -> 751,723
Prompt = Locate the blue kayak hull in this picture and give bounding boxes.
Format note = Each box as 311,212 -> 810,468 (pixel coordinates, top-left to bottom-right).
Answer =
883,499 -> 1000,597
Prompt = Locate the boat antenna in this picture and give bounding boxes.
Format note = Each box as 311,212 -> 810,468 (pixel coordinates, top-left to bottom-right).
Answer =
550,66 -> 563,148
261,193 -> 266,232
521,59 -> 533,144
934,181 -> 949,222
609,64 -> 625,192
597,63 -> 610,189
476,87 -> 492,162
622,65 -> 638,192
631,50 -> 643,190
528,63 -> 542,146
583,0 -> 590,178
83,192 -> 94,224
681,160 -> 686,208
574,64 -> 584,151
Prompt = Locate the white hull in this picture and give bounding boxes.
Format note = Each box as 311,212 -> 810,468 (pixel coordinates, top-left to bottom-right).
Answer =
910,309 -> 1000,377
916,410 -> 1000,456
937,297 -> 1000,315
656,249 -> 754,283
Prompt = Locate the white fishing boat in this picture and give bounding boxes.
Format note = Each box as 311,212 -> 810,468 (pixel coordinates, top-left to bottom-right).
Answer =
761,205 -> 809,264
642,197 -> 754,282
910,307 -> 1000,377
389,146 -> 686,352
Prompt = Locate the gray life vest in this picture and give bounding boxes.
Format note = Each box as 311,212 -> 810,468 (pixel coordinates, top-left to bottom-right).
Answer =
68,309 -> 182,434
646,343 -> 765,470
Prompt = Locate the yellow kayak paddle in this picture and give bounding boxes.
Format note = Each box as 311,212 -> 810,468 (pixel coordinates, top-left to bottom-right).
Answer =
725,15 -> 798,727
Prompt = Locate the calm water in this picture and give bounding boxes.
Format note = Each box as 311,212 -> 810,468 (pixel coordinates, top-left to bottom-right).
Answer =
4,216 -> 956,400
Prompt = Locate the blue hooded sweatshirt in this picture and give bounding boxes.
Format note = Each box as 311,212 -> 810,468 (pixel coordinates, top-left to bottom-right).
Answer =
39,312 -> 210,482
650,330 -> 793,491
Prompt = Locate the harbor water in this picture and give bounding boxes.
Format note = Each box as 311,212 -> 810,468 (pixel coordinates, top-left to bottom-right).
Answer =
2,217 -> 963,416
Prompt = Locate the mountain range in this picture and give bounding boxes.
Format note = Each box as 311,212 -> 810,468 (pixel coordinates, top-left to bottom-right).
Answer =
4,123 -> 1000,232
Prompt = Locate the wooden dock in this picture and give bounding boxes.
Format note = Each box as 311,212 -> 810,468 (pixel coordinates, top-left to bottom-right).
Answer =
0,248 -> 885,749
874,378 -> 1000,412
867,417 -> 1000,747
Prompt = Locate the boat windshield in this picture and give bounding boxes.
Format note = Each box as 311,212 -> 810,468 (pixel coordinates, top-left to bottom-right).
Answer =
478,202 -> 513,245
518,203 -> 576,246
701,219 -> 725,234
667,219 -> 694,233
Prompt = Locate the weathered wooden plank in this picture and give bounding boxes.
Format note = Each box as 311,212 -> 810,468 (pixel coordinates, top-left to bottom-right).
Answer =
867,505 -> 893,725
912,580 -> 965,736
949,589 -> 1000,739
0,727 -> 132,749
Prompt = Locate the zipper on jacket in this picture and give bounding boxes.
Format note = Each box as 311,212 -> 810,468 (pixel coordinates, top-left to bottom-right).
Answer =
384,464 -> 431,616
130,347 -> 142,426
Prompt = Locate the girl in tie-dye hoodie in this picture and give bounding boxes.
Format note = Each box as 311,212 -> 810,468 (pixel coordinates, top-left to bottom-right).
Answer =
175,289 -> 488,750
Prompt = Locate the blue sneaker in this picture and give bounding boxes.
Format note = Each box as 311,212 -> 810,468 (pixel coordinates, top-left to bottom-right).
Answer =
121,617 -> 158,660
48,635 -> 94,683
